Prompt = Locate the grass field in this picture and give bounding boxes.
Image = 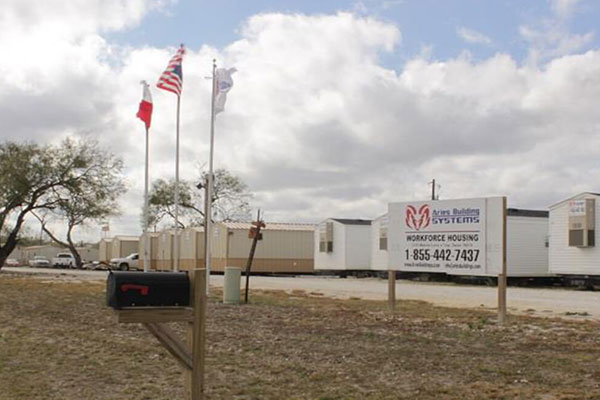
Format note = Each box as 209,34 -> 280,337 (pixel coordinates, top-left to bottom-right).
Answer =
1,273 -> 599,400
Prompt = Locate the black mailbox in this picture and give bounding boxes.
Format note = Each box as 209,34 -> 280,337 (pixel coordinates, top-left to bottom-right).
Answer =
106,271 -> 190,309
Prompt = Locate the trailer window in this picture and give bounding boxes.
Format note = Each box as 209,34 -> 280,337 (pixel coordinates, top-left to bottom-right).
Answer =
319,222 -> 334,253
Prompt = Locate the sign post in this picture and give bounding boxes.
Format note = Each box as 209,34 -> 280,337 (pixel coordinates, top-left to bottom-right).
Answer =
388,270 -> 396,310
186,269 -> 206,399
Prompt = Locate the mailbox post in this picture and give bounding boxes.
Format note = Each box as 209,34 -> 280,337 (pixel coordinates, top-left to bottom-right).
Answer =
107,269 -> 206,400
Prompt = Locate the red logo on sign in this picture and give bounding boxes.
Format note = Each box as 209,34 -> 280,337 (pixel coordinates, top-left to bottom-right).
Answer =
405,204 -> 431,231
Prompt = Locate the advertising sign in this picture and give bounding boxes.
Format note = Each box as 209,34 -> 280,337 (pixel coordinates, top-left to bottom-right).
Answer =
388,197 -> 504,276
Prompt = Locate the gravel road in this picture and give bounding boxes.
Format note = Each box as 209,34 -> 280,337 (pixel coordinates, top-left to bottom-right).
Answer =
4,267 -> 599,320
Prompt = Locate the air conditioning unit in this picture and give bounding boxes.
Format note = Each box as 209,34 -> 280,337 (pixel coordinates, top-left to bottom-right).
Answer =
568,199 -> 595,247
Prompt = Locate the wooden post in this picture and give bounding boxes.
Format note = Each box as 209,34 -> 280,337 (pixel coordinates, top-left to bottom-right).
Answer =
186,269 -> 206,399
388,269 -> 396,310
111,271 -> 206,399
498,196 -> 507,325
244,210 -> 264,304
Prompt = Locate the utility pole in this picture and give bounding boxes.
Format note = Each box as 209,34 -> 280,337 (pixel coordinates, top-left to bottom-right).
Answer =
428,179 -> 440,200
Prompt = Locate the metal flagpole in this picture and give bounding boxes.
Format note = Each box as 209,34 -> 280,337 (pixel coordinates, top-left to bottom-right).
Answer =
174,95 -> 181,272
205,59 -> 217,292
143,125 -> 150,272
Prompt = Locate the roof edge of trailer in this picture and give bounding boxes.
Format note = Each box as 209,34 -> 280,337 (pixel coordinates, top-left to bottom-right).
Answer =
548,192 -> 600,209
219,221 -> 316,231
20,244 -> 63,250
330,218 -> 372,226
112,235 -> 140,241
507,208 -> 548,218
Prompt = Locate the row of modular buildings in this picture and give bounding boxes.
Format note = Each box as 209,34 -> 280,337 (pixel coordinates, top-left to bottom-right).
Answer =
314,192 -> 600,284
315,210 -> 550,278
96,192 -> 600,284
99,222 -> 315,273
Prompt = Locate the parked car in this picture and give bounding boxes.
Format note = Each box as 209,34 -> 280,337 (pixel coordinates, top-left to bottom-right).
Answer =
52,253 -> 76,268
3,259 -> 20,267
28,256 -> 50,267
110,253 -> 139,271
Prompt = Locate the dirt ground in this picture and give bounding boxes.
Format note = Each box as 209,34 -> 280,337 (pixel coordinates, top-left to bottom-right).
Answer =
1,272 -> 600,400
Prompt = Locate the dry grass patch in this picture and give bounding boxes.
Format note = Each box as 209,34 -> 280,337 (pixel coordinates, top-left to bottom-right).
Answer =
1,273 -> 599,399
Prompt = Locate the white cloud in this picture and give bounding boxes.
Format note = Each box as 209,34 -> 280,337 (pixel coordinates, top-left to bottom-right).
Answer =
456,26 -> 492,45
519,0 -> 593,64
1,5 -> 600,242
353,2 -> 368,15
551,0 -> 580,19
520,24 -> 594,63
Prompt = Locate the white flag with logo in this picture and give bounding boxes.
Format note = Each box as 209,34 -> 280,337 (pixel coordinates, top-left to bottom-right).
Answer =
214,67 -> 236,114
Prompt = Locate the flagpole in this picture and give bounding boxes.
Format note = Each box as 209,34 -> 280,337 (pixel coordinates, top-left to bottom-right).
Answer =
174,95 -> 181,272
143,124 -> 150,272
205,59 -> 217,292
155,44 -> 185,273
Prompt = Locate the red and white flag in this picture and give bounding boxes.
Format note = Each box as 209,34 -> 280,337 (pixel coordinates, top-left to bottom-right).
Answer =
136,81 -> 153,129
157,44 -> 185,96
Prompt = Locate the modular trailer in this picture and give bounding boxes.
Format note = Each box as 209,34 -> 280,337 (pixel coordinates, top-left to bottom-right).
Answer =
314,218 -> 372,276
157,230 -> 175,271
111,236 -> 139,259
211,222 -> 315,274
138,232 -> 160,270
179,227 -> 206,271
98,238 -> 112,263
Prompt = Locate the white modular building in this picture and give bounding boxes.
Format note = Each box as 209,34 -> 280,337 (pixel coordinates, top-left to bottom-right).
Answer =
314,218 -> 372,273
98,238 -> 112,263
505,208 -> 550,277
549,192 -> 600,276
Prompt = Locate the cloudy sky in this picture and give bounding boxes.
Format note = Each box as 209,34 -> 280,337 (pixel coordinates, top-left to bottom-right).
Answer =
2,0 -> 600,241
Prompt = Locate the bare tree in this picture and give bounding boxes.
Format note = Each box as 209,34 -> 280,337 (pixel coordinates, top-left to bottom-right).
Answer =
145,168 -> 251,230
32,138 -> 125,267
0,142 -> 63,269
146,179 -> 196,229
0,138 -> 125,270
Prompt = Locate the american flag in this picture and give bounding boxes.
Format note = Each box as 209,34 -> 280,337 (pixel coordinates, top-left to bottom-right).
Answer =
157,44 -> 185,96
